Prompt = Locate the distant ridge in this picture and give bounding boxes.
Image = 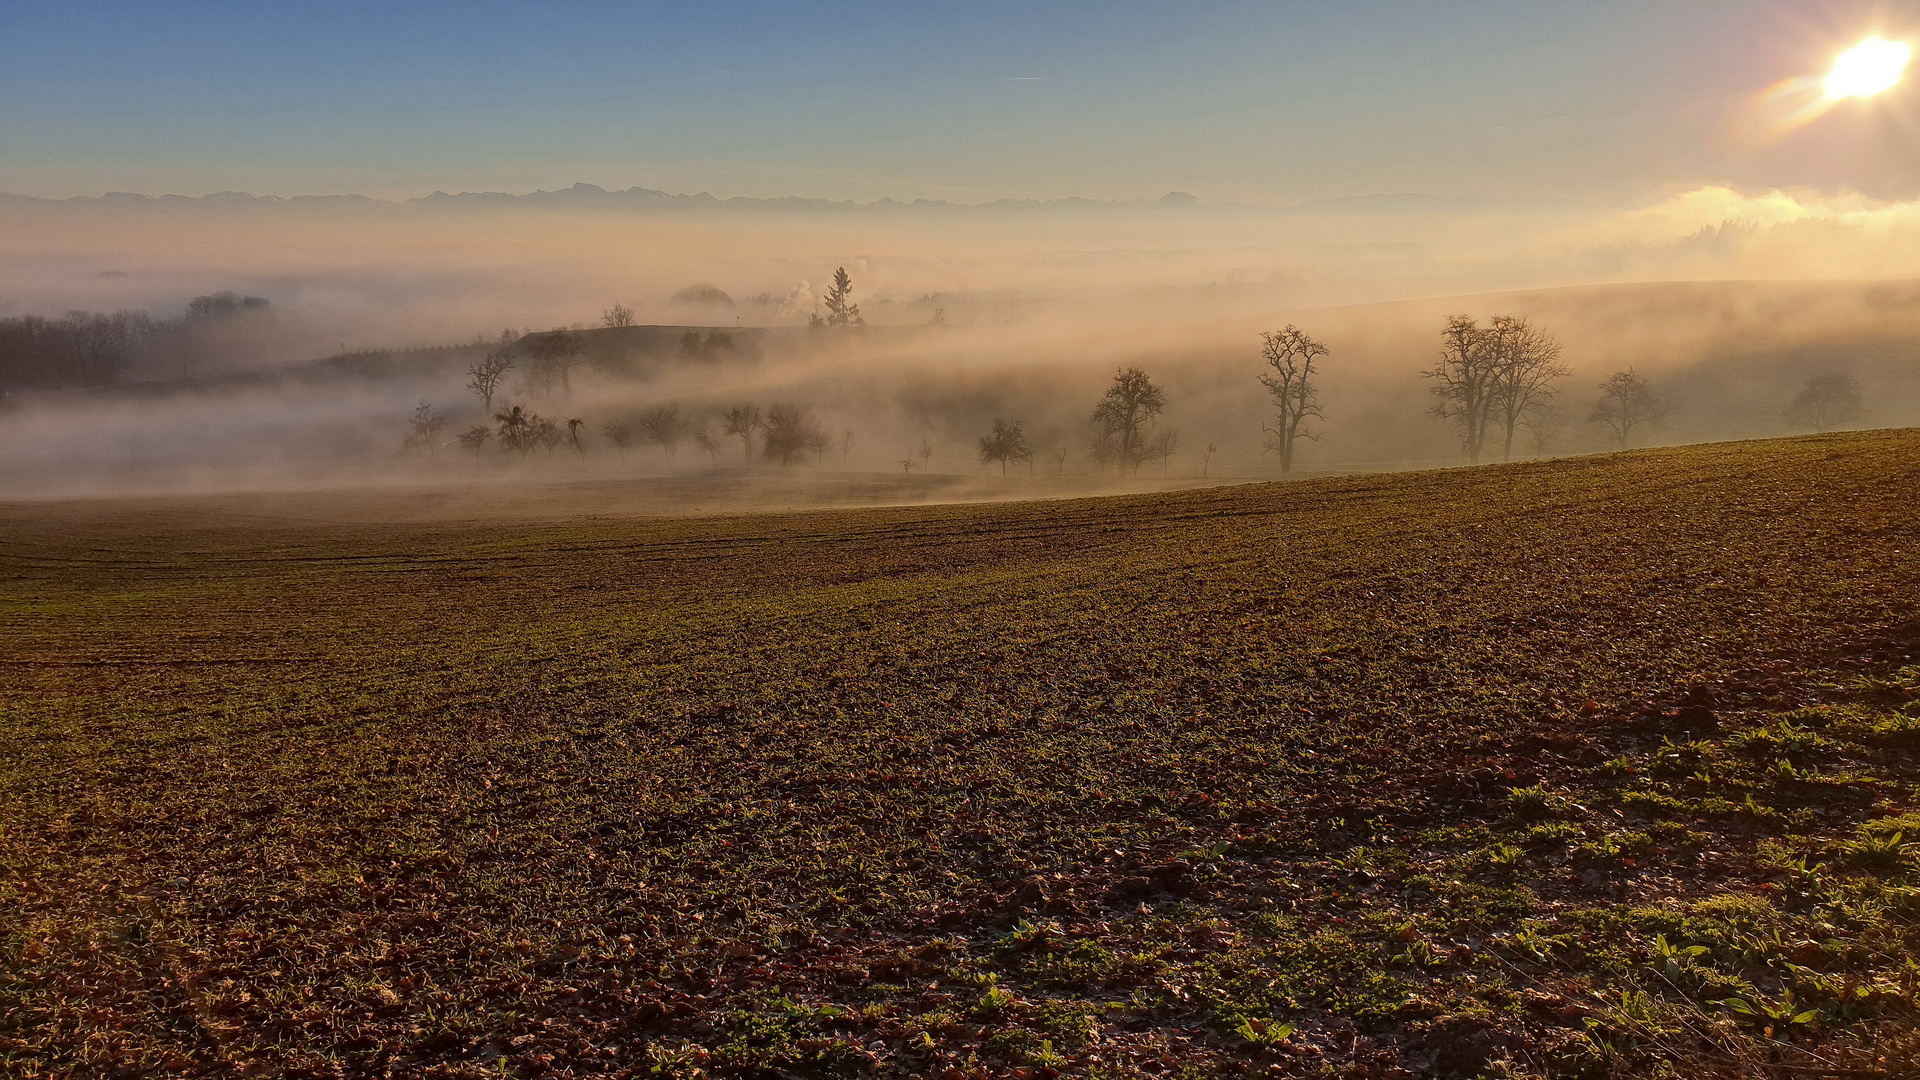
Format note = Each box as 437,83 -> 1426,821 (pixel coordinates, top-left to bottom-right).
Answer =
0,182 -> 1234,213
0,183 -> 1589,216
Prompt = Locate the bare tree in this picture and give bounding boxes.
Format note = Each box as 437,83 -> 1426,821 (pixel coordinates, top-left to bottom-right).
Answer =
603,418 -> 637,458
1053,446 -> 1071,476
63,310 -> 147,386
838,427 -> 855,468
637,405 -> 692,459
1784,372 -> 1865,432
1424,314 -> 1568,463
1198,442 -> 1217,478
1092,366 -> 1169,476
722,405 -> 764,461
900,453 -> 916,473
1484,316 -> 1569,461
917,437 -> 934,471
457,425 -> 491,456
1424,315 -> 1500,463
762,404 -> 830,465
1521,401 -> 1562,456
530,415 -> 562,456
693,427 -> 723,466
1588,369 -> 1667,448
1257,325 -> 1329,474
565,417 -> 586,456
466,352 -> 513,416
1,309 -> 144,389
1087,424 -> 1117,477
977,417 -> 1033,476
823,267 -> 864,327
525,329 -> 585,397
1147,429 -> 1179,475
602,303 -> 636,328
402,401 -> 446,457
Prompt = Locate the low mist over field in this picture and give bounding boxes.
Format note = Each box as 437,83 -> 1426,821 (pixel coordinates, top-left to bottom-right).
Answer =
11,7 -> 1920,1079
4,187 -> 1920,500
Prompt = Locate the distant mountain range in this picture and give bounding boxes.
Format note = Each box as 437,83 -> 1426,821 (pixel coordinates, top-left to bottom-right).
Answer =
0,183 -> 1583,216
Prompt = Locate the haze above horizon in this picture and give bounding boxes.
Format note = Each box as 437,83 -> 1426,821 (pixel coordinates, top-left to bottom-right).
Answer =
6,1 -> 1918,205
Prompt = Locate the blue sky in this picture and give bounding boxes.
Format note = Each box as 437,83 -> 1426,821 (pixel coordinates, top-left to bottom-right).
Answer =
3,0 -> 1914,202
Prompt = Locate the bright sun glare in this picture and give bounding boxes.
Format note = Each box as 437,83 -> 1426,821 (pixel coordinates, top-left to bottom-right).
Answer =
1824,35 -> 1912,99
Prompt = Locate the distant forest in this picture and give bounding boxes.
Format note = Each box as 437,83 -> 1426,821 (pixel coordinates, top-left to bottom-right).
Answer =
0,292 -> 271,391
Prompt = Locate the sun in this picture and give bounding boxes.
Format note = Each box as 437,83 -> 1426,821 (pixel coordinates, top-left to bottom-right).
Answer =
1824,35 -> 1912,99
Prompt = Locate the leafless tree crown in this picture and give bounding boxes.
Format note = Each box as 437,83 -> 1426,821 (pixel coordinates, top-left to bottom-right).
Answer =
762,403 -> 831,465
1588,369 -> 1667,448
722,405 -> 765,461
978,417 -> 1034,476
1091,366 -> 1170,476
402,400 -> 445,457
524,329 -> 585,397
466,352 -> 513,416
637,405 -> 694,459
1425,314 -> 1567,463
1483,316 -> 1568,462
1257,325 -> 1329,474
1784,372 -> 1864,433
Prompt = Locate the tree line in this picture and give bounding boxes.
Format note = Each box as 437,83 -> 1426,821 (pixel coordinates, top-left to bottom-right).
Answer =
0,292 -> 272,390
408,380 -> 848,468
1243,314 -> 1869,473
972,366 -> 1178,478
406,284 -> 1874,475
405,269 -> 879,465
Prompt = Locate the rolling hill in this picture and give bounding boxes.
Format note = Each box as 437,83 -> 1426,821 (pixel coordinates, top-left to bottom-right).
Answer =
2,431 -> 1917,1078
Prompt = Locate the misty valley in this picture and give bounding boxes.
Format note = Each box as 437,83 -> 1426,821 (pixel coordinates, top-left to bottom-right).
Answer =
4,268 -> 1917,508
9,10 -> 1920,1075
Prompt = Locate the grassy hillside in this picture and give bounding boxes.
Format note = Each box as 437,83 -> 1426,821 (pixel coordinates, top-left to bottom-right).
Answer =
3,431 -> 1918,1079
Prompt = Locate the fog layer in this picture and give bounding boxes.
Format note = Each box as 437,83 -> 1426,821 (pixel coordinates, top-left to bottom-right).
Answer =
3,187 -> 1918,502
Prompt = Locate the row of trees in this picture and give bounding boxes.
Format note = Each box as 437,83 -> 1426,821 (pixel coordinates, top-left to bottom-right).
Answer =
465,325 -> 749,415
409,398 -> 849,467
1253,316 -> 1871,473
405,396 -> 583,459
426,304 -> 1874,473
0,292 -> 272,390
464,329 -> 589,412
603,266 -> 870,334
975,367 -> 1179,478
412,361 -> 1865,475
718,404 -> 842,465
609,403 -> 845,466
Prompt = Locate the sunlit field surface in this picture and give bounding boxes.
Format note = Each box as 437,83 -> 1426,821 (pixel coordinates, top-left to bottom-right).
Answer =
3,431 -> 1918,1079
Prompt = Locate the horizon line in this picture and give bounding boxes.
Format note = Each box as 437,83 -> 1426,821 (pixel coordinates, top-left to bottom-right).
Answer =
0,184 -> 1579,215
